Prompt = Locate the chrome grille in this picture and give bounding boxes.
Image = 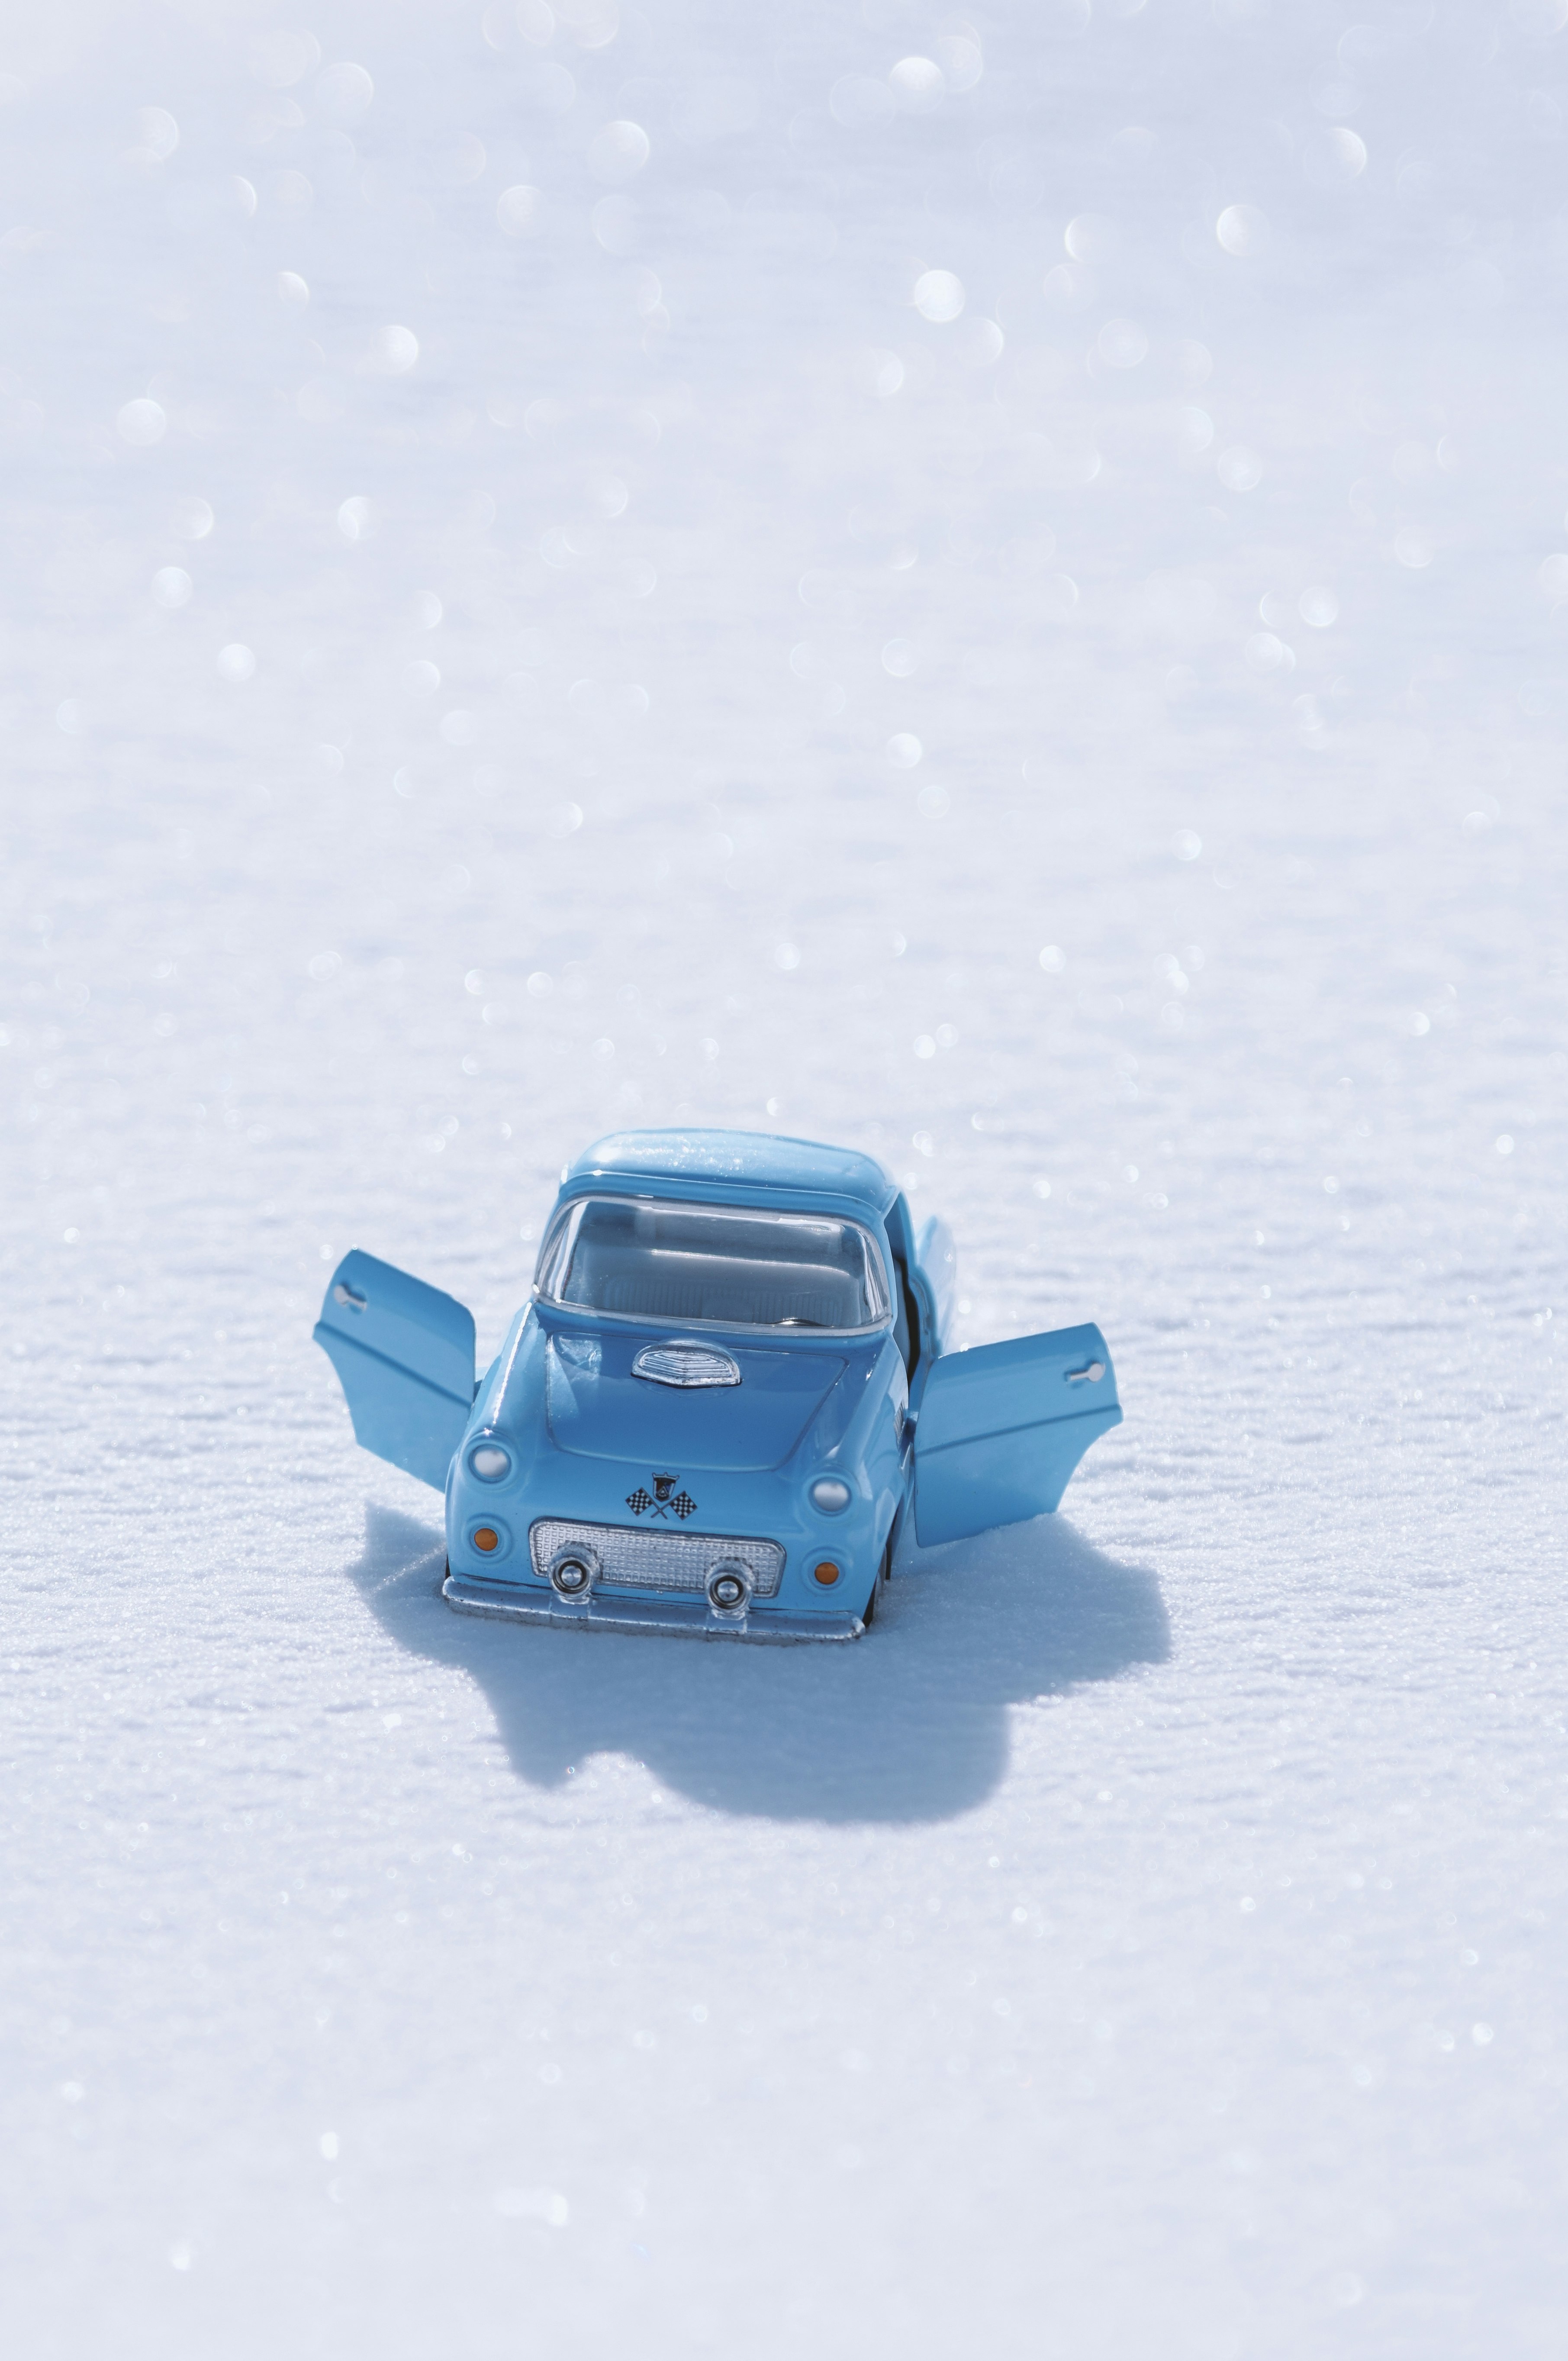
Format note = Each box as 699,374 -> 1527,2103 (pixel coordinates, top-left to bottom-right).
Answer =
529,1517 -> 785,1600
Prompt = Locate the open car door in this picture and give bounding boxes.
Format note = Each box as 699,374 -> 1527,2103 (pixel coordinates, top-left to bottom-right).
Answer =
314,1250 -> 476,1491
911,1323 -> 1121,1548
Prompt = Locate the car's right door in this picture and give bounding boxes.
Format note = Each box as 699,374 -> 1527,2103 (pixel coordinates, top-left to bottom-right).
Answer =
910,1323 -> 1120,1547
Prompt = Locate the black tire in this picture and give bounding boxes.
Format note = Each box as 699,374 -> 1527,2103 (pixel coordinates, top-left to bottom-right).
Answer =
861,1532 -> 894,1628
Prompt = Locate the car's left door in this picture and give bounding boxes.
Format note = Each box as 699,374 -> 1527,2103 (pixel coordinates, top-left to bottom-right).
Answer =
314,1250 -> 476,1490
910,1322 -> 1120,1547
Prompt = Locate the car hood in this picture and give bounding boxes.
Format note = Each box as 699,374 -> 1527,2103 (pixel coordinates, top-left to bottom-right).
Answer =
542,1327 -> 850,1473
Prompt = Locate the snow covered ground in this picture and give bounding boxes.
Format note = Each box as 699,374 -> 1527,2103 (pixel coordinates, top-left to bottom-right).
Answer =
3,2 -> 1566,2352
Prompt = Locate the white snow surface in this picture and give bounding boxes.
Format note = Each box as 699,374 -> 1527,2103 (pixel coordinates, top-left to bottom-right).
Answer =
3,3 -> 1566,2354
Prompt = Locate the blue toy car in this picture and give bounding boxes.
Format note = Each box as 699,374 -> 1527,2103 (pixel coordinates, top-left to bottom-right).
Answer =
314,1129 -> 1121,1642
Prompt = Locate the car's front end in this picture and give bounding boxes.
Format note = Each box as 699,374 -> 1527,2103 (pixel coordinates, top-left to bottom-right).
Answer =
440,1180 -> 910,1642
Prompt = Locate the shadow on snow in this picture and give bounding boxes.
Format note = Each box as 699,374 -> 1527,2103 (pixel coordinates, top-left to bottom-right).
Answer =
342,1502 -> 1169,1826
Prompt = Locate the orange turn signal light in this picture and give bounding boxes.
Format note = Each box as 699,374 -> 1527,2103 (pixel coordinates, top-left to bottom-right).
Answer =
473,1527 -> 499,1553
813,1561 -> 840,1587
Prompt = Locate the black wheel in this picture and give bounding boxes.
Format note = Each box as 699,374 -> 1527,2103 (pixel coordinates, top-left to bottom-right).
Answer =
860,1532 -> 894,1628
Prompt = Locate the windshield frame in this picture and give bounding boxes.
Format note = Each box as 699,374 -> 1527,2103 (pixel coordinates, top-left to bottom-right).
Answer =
532,1193 -> 895,1338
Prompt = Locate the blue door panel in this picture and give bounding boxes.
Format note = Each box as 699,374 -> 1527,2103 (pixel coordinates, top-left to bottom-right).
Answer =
912,1322 -> 1120,1546
314,1249 -> 476,1491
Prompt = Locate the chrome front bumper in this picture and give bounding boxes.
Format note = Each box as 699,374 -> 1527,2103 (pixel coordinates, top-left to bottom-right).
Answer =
441,1570 -> 864,1644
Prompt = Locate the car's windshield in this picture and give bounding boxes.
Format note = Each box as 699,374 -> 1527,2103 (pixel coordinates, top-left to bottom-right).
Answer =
534,1196 -> 892,1332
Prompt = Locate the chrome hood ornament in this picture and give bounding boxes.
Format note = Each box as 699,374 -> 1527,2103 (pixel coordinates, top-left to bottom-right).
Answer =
631,1342 -> 742,1388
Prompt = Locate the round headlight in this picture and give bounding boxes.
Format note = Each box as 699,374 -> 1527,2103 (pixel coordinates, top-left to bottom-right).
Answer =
470,1444 -> 511,1482
809,1476 -> 852,1514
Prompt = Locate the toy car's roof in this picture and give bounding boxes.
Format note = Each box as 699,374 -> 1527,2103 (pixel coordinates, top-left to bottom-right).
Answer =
566,1129 -> 898,1217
